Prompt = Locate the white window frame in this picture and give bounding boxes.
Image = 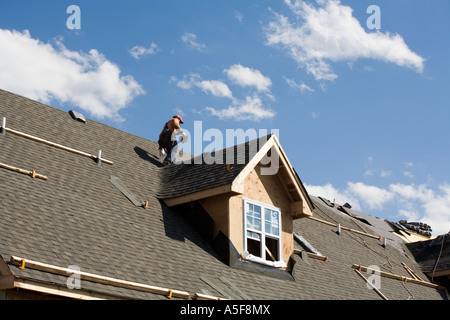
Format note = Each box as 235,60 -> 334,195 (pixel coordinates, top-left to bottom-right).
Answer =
242,197 -> 282,263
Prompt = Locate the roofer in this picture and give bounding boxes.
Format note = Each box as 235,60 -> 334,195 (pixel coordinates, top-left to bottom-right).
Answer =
158,115 -> 186,165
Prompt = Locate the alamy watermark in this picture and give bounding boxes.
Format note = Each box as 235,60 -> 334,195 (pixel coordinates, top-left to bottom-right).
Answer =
366,265 -> 381,290
65,5 -> 380,31
66,5 -> 81,30
168,121 -> 280,175
366,5 -> 381,30
66,265 -> 81,289
65,265 -> 383,292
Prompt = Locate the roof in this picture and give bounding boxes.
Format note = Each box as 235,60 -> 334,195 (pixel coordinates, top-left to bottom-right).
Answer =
156,139 -> 254,199
298,197 -> 448,299
407,234 -> 450,274
157,133 -> 314,215
0,88 -> 447,300
329,199 -> 406,253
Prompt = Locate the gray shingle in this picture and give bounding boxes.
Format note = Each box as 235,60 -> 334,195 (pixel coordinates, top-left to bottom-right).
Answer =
156,135 -> 271,199
0,89 -> 446,300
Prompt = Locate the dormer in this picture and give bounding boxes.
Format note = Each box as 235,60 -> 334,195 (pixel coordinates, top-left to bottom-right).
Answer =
159,134 -> 314,278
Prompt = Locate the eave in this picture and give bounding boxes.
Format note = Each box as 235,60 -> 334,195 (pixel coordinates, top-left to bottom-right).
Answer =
163,182 -> 243,207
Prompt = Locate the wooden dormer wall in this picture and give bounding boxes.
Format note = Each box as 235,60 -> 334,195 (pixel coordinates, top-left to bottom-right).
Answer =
199,164 -> 295,265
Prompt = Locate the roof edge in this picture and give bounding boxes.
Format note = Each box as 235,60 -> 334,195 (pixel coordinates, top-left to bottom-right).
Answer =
162,183 -> 242,207
232,134 -> 314,215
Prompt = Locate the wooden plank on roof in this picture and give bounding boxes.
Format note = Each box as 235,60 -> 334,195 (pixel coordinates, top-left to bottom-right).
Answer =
307,216 -> 381,240
10,255 -> 191,299
0,162 -> 48,180
401,262 -> 424,281
354,269 -> 388,300
352,264 -> 446,291
294,249 -> 328,262
194,292 -> 228,300
4,126 -> 113,165
14,278 -> 107,300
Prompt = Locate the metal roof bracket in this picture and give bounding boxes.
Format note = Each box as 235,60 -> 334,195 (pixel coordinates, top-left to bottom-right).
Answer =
96,150 -> 102,167
337,223 -> 342,237
1,117 -> 6,135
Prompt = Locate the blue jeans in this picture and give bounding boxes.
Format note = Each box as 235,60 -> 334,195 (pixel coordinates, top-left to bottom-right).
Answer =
164,141 -> 178,164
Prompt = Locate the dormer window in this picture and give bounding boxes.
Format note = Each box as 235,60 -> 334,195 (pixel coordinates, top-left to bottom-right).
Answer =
243,198 -> 282,264
161,134 -> 315,275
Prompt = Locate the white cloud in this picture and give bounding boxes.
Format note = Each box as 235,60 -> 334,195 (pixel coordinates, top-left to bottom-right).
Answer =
347,182 -> 394,210
235,11 -> 244,24
398,209 -> 420,222
284,76 -> 314,93
306,183 -> 361,209
364,170 -> 373,177
181,32 -> 206,51
197,80 -> 233,99
389,183 -> 450,235
173,73 -> 201,90
173,73 -> 232,98
388,183 -> 433,202
265,0 -> 425,81
404,161 -> 414,168
303,181 -> 357,211
307,180 -> 450,235
404,171 -> 414,179
129,42 -> 159,59
380,170 -> 392,178
172,107 -> 184,116
0,29 -> 144,121
205,95 -> 275,121
423,184 -> 450,234
306,183 -> 337,200
174,68 -> 276,121
225,64 -> 272,92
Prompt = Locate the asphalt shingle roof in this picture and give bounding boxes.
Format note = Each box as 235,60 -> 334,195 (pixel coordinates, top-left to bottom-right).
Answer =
0,89 -> 447,300
156,135 -> 272,199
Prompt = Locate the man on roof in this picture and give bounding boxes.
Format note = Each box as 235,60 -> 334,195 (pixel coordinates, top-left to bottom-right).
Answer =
158,115 -> 186,166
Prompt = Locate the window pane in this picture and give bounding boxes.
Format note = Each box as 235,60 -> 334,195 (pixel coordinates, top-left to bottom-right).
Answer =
272,225 -> 279,236
247,238 -> 261,257
265,209 -> 280,236
247,231 -> 260,240
246,216 -> 252,229
254,204 -> 261,217
254,217 -> 261,231
247,213 -> 262,231
265,208 -> 271,222
244,200 -> 281,262
265,222 -> 271,234
265,237 -> 279,261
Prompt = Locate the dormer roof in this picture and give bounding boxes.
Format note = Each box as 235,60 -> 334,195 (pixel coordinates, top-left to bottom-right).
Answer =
158,134 -> 314,218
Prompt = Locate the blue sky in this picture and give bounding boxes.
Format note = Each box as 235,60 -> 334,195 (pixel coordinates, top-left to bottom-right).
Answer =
1,0 -> 449,235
